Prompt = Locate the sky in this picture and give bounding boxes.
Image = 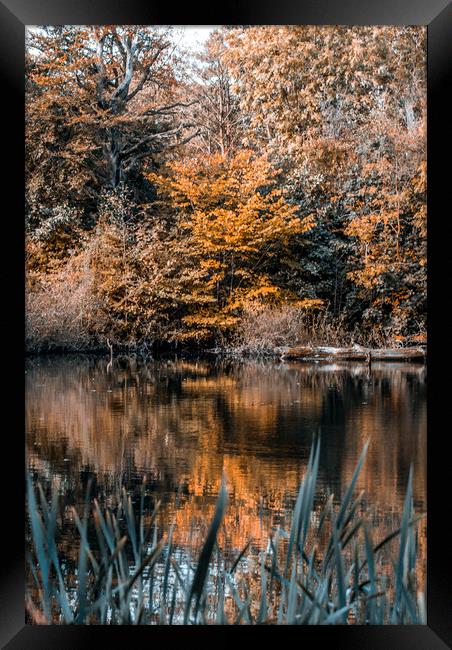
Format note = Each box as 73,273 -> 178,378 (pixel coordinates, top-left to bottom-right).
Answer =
172,26 -> 217,51
26,26 -> 218,58
28,25 -> 425,61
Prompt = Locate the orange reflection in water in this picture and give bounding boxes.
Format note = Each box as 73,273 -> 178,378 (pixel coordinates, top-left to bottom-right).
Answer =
26,355 -> 426,590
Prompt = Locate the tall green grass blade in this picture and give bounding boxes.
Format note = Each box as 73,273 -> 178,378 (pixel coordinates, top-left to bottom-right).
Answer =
336,439 -> 369,532
93,499 -> 116,554
331,510 -> 347,622
25,439 -> 424,627
229,540 -> 251,575
184,475 -> 228,623
123,489 -> 139,564
363,523 -> 377,623
257,551 -> 267,624
125,538 -> 165,598
395,465 -> 413,614
215,574 -> 226,625
322,604 -> 352,625
287,560 -> 298,623
71,506 -> 100,574
26,478 -> 51,621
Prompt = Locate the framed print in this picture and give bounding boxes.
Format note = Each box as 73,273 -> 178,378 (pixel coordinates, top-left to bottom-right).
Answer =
0,0 -> 451,647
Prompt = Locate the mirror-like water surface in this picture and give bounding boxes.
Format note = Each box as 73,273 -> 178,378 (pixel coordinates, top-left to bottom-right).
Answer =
26,355 -> 426,583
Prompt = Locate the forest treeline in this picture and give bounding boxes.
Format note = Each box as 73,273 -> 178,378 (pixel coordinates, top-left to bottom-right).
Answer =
25,26 -> 427,353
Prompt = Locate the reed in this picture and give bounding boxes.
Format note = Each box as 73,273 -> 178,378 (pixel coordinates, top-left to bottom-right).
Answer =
26,439 -> 426,625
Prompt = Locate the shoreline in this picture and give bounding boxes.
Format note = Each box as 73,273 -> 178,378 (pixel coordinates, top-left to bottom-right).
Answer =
25,343 -> 427,363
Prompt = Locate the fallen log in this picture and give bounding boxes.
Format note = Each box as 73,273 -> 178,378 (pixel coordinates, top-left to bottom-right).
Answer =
281,345 -> 426,362
367,348 -> 426,360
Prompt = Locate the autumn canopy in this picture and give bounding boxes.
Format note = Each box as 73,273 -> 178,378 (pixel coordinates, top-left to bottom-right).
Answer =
25,26 -> 426,352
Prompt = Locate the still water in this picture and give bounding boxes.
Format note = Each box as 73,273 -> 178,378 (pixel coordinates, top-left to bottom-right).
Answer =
26,355 -> 426,571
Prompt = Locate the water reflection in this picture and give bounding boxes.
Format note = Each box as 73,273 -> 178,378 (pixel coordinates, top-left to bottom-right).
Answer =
26,355 -> 426,573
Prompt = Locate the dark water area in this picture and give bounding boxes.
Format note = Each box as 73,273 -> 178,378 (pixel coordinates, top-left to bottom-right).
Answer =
26,354 -> 426,574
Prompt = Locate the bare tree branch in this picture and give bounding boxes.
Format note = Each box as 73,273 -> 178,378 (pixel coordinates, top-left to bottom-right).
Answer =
121,123 -> 196,159
122,129 -> 201,171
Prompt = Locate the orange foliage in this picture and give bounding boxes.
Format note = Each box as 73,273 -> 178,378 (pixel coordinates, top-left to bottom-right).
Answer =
148,150 -> 317,341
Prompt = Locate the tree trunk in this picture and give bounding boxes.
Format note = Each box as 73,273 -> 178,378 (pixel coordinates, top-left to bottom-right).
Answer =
281,346 -> 426,361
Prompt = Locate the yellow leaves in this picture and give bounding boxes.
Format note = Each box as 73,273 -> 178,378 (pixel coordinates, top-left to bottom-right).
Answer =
183,312 -> 238,328
411,332 -> 427,343
145,150 -> 317,341
226,284 -> 281,311
299,213 -> 316,233
227,284 -> 324,314
149,150 -> 283,215
199,259 -> 224,271
150,150 -> 311,259
181,310 -> 239,341
290,298 -> 324,310
347,264 -> 389,289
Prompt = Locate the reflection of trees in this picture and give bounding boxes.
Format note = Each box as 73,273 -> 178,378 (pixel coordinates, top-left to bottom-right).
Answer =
26,356 -> 426,571
342,367 -> 426,515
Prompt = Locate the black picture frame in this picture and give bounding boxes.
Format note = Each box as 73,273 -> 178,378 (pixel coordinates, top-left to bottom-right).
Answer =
1,1 -> 451,647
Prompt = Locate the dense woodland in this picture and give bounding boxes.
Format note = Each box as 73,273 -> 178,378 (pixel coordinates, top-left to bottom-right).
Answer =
25,26 -> 427,353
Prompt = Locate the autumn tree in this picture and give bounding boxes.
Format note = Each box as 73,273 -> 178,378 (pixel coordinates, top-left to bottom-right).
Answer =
224,26 -> 425,159
26,25 -> 203,349
222,27 -> 377,320
344,122 -> 427,339
185,28 -> 243,157
224,26 -> 427,340
26,25 -> 198,232
149,150 -> 319,342
25,25 -> 427,352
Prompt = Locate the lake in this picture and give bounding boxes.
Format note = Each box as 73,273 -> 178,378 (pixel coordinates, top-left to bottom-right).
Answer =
26,354 -> 426,595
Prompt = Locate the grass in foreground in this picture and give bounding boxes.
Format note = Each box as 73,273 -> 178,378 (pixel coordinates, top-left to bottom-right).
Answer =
26,439 -> 426,624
